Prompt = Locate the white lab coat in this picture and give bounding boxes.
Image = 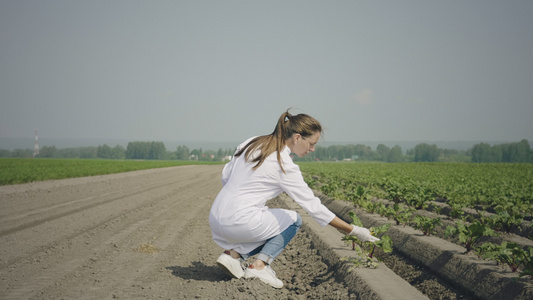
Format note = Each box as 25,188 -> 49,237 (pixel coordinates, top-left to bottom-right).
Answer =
209,137 -> 335,254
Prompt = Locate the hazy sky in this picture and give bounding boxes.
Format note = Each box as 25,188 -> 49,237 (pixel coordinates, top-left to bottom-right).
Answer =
1,0 -> 532,146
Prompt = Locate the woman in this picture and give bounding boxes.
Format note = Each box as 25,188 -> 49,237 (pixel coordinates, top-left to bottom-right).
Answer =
209,110 -> 378,289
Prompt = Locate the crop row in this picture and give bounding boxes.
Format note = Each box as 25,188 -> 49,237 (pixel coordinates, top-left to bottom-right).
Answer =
299,162 -> 533,279
300,162 -> 533,218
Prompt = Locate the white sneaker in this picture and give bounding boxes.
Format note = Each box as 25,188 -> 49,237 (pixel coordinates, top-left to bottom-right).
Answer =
216,252 -> 246,279
243,265 -> 283,289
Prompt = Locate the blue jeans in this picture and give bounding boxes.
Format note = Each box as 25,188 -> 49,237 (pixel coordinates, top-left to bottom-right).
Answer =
241,213 -> 302,264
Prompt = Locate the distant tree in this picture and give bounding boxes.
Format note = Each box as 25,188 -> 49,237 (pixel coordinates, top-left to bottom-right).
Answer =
40,145 -> 58,158
389,145 -> 403,162
471,139 -> 531,163
97,144 -> 113,159
414,143 -> 439,162
78,147 -> 97,159
149,142 -> 166,160
126,142 -> 149,159
112,145 -> 125,159
491,145 -> 503,162
176,146 -> 190,160
510,139 -> 530,162
190,148 -> 202,160
377,144 -> 391,162
125,141 -> 166,160
59,148 -> 80,158
0,149 -> 11,158
471,143 -> 492,162
11,149 -> 33,158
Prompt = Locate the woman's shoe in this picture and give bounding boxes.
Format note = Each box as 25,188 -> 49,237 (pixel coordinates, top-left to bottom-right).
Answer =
216,251 -> 246,279
243,264 -> 283,288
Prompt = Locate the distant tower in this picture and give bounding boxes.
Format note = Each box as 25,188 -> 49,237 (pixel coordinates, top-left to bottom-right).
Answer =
33,129 -> 39,158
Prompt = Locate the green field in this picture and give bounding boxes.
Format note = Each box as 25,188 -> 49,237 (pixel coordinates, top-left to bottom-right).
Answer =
299,162 -> 533,217
298,162 -> 533,278
0,158 -> 223,186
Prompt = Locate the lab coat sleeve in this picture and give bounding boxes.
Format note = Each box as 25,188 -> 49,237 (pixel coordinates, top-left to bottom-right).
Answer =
280,162 -> 336,226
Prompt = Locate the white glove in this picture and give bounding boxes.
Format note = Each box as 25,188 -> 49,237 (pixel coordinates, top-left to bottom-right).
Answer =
349,225 -> 380,243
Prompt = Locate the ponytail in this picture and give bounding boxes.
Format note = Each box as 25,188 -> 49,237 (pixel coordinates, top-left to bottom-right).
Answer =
235,109 -> 322,173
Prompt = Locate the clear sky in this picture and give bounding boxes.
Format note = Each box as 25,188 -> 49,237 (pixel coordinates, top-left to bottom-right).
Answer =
1,0 -> 532,146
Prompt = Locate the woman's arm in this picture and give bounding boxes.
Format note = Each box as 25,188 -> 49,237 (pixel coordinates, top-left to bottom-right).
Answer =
328,216 -> 353,234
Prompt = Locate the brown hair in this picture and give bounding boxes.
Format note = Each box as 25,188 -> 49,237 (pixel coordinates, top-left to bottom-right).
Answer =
234,110 -> 322,172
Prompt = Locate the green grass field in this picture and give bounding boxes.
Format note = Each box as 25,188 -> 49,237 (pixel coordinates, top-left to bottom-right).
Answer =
0,158 -> 223,186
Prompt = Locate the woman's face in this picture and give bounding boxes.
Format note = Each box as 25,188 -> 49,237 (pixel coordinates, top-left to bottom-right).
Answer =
292,131 -> 320,157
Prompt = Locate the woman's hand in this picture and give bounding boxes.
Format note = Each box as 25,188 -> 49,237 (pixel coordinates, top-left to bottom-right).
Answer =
349,225 -> 380,243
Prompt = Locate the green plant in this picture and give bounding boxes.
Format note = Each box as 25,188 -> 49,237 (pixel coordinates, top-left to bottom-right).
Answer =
342,212 -> 393,263
499,242 -> 533,278
475,242 -> 501,263
391,203 -> 415,226
489,204 -> 524,233
343,212 -> 364,250
413,215 -> 441,236
406,186 -> 432,209
445,220 -> 496,253
369,224 -> 393,258
475,242 -> 533,279
449,202 -> 465,219
320,181 -> 339,196
367,202 -> 384,214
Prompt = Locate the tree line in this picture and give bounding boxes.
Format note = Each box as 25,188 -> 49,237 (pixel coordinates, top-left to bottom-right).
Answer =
470,139 -> 532,163
1,139 -> 531,163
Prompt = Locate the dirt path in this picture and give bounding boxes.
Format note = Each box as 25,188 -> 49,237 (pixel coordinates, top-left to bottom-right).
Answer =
1,165 -> 366,299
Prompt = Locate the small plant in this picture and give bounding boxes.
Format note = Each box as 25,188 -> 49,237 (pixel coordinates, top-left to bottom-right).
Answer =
406,186 -> 432,210
500,242 -> 532,278
341,249 -> 378,269
489,204 -> 524,234
445,220 -> 496,253
342,212 -> 393,268
366,202 -> 384,214
369,223 -> 393,258
379,203 -> 400,220
518,246 -> 533,280
391,203 -> 415,226
475,242 -> 533,279
320,181 -> 341,198
449,202 -> 465,219
343,212 -> 364,250
475,242 -> 501,263
413,215 -> 441,236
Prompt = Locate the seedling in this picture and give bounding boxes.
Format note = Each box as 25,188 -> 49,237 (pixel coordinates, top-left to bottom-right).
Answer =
413,215 -> 441,236
475,242 -> 533,279
449,202 -> 465,219
368,223 -> 393,259
494,242 -> 533,278
489,205 -> 524,233
342,212 -> 393,266
391,203 -> 415,226
445,220 -> 496,253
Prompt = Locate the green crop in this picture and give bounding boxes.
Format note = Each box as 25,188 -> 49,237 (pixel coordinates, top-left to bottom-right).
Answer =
300,162 -> 533,236
413,215 -> 441,236
445,220 -> 497,253
342,212 -> 393,268
476,242 -> 533,279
